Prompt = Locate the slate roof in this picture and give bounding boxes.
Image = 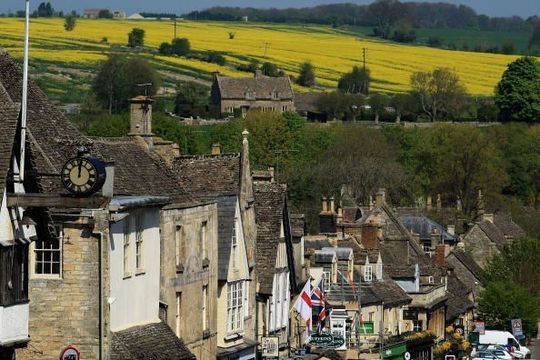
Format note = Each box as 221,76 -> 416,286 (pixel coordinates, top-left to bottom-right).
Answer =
493,213 -> 526,239
294,92 -> 324,113
110,321 -> 195,360
477,220 -> 507,249
215,73 -> 294,100
171,154 -> 241,199
254,181 -> 287,295
313,250 -> 336,264
0,96 -> 19,197
371,279 -> 412,307
446,274 -> 474,321
216,195 -> 237,281
449,249 -> 483,281
305,238 -> 332,251
91,137 -> 193,203
327,278 -> 410,307
321,247 -> 353,261
399,215 -> 456,243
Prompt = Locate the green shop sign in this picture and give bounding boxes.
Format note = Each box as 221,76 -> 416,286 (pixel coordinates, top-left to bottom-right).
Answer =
382,342 -> 407,360
357,322 -> 375,334
309,334 -> 346,349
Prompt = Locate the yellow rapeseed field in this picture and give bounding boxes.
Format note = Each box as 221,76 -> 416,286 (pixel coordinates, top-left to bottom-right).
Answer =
0,18 -> 523,95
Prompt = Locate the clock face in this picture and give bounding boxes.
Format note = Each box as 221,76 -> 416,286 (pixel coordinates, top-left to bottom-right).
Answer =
61,156 -> 106,196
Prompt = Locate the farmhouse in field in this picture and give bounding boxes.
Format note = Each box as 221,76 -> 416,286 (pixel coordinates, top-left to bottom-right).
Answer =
211,71 -> 295,117
83,9 -> 107,18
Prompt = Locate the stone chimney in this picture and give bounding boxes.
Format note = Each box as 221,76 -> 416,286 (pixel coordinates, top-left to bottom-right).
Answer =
375,188 -> 386,208
337,207 -> 343,224
446,225 -> 455,236
368,195 -> 374,210
129,96 -> 154,136
212,143 -> 221,155
321,196 -> 328,213
456,197 -> 463,212
319,196 -> 336,234
430,228 -> 440,250
434,244 -> 446,266
329,196 -> 335,214
268,165 -> 275,182
436,194 -> 442,211
426,195 -> 432,211
477,189 -> 485,217
255,69 -> 263,78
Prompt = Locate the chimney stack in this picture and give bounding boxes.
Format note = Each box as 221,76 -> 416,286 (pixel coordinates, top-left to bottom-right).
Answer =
268,165 -> 275,182
102,162 -> 115,198
436,194 -> 442,211
337,207 -> 343,224
482,213 -> 494,223
212,143 -> 221,155
446,225 -> 455,236
329,196 -> 335,214
430,228 -> 440,250
456,197 -> 463,212
321,197 -> 328,213
375,188 -> 386,208
434,245 -> 446,266
426,196 -> 432,211
361,223 -> 379,250
129,96 -> 154,136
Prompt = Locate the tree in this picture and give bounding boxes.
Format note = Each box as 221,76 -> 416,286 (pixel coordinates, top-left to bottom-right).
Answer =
316,92 -> 364,121
64,15 -> 76,31
297,61 -> 316,87
368,0 -> 402,39
159,42 -> 172,55
480,237 -> 540,335
495,57 -> 540,122
338,66 -> 370,95
127,28 -> 145,47
368,93 -> 388,123
171,38 -> 190,56
261,62 -> 279,77
410,67 -> 468,121
390,93 -> 417,122
92,55 -> 161,113
35,2 -> 54,17
98,9 -> 113,19
174,82 -> 210,118
206,52 -> 226,65
412,125 -> 507,217
528,21 -> 540,50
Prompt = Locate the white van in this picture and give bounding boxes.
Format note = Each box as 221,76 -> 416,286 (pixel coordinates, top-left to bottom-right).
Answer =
478,330 -> 531,359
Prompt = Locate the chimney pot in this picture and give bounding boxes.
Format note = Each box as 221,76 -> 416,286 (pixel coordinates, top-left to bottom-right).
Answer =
434,244 -> 446,266
426,195 -> 432,211
436,194 -> 442,211
375,188 -> 386,208
212,143 -> 221,155
321,196 -> 328,213
268,165 -> 275,182
329,196 -> 335,214
129,96 -> 154,137
430,229 -> 440,250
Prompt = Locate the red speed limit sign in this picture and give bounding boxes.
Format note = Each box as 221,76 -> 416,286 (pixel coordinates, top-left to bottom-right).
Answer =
60,345 -> 80,360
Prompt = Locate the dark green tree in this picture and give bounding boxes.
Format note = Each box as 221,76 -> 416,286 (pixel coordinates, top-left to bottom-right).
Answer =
171,38 -> 190,56
297,61 -> 316,87
174,82 -> 210,118
35,2 -> 54,17
207,52 -> 226,65
123,57 -> 161,99
495,57 -> 540,122
64,15 -> 76,31
159,42 -> 172,55
127,28 -> 145,47
261,62 -> 279,77
92,54 -> 127,114
337,66 -> 370,95
390,93 -> 417,122
98,9 -> 113,19
368,93 -> 388,123
528,21 -> 540,50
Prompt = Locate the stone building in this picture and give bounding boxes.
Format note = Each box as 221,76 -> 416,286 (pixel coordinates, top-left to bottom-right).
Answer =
211,71 -> 295,117
0,51 -> 197,359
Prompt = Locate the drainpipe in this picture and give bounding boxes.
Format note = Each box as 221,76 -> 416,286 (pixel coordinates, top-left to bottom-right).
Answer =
98,232 -> 104,360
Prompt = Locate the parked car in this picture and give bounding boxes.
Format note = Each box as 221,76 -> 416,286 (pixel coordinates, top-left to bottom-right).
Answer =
484,344 -> 525,359
479,331 -> 531,359
473,351 -> 501,360
484,348 -> 514,360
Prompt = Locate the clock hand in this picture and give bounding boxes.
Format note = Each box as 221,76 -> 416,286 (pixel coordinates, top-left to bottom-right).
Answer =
78,159 -> 82,177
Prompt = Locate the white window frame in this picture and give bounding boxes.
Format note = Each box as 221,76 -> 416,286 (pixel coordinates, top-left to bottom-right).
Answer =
123,219 -> 131,278
364,265 -> 373,282
227,281 -> 244,334
175,225 -> 184,269
276,273 -> 282,329
135,214 -> 144,272
244,280 -> 250,319
31,224 -> 63,279
323,271 -> 331,289
281,271 -> 289,328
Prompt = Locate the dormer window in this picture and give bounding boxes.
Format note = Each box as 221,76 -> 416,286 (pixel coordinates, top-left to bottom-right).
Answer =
271,90 -> 279,100
245,90 -> 256,100
364,265 -> 373,282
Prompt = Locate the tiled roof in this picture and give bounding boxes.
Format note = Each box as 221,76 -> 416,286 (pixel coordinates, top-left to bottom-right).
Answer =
493,213 -> 526,239
91,137 -> 193,203
446,274 -> 474,321
171,154 -> 241,199
216,195 -> 237,281
110,321 -> 195,360
254,181 -> 287,295
449,249 -> 483,281
0,50 -> 90,193
215,73 -> 294,100
313,250 -> 336,264
371,279 -> 411,307
0,97 -> 19,197
294,92 -> 324,113
478,220 -> 507,249
321,247 -> 352,261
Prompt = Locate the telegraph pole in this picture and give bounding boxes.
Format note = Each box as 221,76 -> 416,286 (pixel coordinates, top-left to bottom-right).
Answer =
263,42 -> 271,57
362,47 -> 367,70
174,16 -> 177,39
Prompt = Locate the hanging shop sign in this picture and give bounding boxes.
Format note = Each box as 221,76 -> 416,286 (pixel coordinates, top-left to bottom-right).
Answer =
59,345 -> 80,360
309,333 -> 346,349
262,337 -> 279,359
357,322 -> 375,334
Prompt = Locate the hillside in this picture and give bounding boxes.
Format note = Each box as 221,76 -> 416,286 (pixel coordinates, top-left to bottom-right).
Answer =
0,18 -> 525,103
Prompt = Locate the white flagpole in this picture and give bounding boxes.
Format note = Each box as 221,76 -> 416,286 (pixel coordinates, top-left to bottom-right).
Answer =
19,0 -> 30,183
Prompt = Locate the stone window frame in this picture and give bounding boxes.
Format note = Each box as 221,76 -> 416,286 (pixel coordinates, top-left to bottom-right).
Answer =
134,213 -> 144,274
201,221 -> 208,261
231,218 -> 238,270
364,265 -> 373,282
202,285 -> 208,332
30,224 -> 63,279
175,224 -> 185,273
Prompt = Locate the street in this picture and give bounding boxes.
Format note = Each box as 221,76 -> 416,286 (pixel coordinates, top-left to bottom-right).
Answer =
530,339 -> 539,360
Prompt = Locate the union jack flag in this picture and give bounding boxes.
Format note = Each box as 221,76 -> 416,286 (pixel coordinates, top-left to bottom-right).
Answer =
311,279 -> 327,334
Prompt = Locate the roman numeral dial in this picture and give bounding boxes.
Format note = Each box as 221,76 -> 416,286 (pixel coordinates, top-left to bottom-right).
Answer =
61,156 -> 107,196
